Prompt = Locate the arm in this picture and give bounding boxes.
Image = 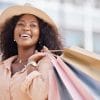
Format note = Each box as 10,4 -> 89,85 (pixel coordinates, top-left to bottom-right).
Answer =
21,55 -> 53,100
30,56 -> 52,100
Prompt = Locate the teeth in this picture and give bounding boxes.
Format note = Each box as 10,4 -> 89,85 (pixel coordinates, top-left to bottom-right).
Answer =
20,34 -> 31,38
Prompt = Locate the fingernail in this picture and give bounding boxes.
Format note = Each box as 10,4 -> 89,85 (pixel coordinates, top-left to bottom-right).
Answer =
35,50 -> 38,53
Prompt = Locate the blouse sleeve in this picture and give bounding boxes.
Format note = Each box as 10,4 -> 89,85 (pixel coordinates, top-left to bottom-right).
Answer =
21,56 -> 53,100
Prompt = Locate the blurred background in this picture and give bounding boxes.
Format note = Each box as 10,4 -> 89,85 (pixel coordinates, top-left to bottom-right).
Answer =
0,0 -> 100,57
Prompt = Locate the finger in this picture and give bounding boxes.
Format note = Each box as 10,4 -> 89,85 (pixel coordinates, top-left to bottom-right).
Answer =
41,49 -> 44,52
43,46 -> 49,52
35,50 -> 38,53
28,52 -> 46,62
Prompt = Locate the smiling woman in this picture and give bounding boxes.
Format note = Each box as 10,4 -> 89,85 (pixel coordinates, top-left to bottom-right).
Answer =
0,3 -> 99,100
14,14 -> 40,47
0,4 -> 63,100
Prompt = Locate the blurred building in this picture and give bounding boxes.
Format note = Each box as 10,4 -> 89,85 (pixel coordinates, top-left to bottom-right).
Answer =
0,0 -> 100,54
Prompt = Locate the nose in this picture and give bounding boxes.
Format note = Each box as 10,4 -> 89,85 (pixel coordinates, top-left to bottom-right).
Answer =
24,24 -> 30,31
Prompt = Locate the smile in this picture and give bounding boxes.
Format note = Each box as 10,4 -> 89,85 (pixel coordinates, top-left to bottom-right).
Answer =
20,33 -> 32,39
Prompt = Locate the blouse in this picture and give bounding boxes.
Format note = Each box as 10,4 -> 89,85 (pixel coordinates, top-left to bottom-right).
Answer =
0,55 -> 52,100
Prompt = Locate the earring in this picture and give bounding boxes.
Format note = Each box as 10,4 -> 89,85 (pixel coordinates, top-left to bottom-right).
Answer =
14,39 -> 16,42
39,41 -> 41,45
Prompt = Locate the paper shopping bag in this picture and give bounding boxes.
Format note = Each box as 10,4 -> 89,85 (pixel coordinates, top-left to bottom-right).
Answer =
47,53 -> 94,100
61,46 -> 100,81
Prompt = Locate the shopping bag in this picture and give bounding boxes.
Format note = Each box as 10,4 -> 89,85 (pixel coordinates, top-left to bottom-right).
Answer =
47,52 -> 94,100
63,60 -> 100,99
61,46 -> 100,81
48,69 -> 60,100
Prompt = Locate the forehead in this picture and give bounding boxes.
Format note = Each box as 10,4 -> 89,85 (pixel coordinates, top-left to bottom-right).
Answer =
18,14 -> 38,21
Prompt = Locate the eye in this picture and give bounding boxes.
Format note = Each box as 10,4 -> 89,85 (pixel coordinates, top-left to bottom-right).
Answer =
16,22 -> 25,27
30,23 -> 38,28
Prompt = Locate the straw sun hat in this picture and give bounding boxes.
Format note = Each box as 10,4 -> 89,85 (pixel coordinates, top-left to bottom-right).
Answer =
0,4 -> 56,30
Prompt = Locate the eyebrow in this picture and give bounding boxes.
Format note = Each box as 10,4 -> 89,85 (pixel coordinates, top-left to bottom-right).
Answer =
18,20 -> 38,23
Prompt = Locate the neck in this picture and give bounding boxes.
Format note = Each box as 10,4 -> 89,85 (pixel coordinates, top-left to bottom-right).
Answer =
17,46 -> 35,63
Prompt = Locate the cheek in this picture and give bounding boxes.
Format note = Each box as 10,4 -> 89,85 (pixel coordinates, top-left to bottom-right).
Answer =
13,28 -> 20,43
32,30 -> 40,40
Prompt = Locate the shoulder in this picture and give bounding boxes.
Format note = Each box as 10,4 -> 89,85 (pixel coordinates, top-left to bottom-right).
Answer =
0,55 -> 17,67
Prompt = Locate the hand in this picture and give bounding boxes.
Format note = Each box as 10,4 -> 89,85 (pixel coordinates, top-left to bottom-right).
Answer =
28,52 -> 46,63
41,46 -> 50,53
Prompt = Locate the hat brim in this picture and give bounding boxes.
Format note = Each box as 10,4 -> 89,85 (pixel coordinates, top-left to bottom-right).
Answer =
0,5 -> 56,29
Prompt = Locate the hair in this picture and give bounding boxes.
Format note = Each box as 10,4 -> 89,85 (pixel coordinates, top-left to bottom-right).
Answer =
0,14 -> 63,60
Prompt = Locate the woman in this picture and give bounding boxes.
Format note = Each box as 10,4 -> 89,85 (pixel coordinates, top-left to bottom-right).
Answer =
0,5 -> 63,100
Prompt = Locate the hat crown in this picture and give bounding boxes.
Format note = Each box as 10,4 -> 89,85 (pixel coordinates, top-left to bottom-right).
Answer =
0,4 -> 57,31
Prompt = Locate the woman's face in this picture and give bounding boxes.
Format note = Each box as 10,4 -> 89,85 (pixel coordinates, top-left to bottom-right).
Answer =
14,14 -> 40,48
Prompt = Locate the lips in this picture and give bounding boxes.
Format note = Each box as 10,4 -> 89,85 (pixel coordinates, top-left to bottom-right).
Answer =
19,33 -> 32,39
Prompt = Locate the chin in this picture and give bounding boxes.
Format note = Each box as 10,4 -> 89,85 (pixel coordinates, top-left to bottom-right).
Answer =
18,43 -> 36,48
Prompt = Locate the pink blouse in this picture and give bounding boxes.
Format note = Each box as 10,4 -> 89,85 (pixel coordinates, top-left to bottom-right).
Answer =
0,56 -> 49,100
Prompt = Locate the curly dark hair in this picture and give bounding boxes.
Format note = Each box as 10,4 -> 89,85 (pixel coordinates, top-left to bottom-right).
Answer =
0,14 -> 63,60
